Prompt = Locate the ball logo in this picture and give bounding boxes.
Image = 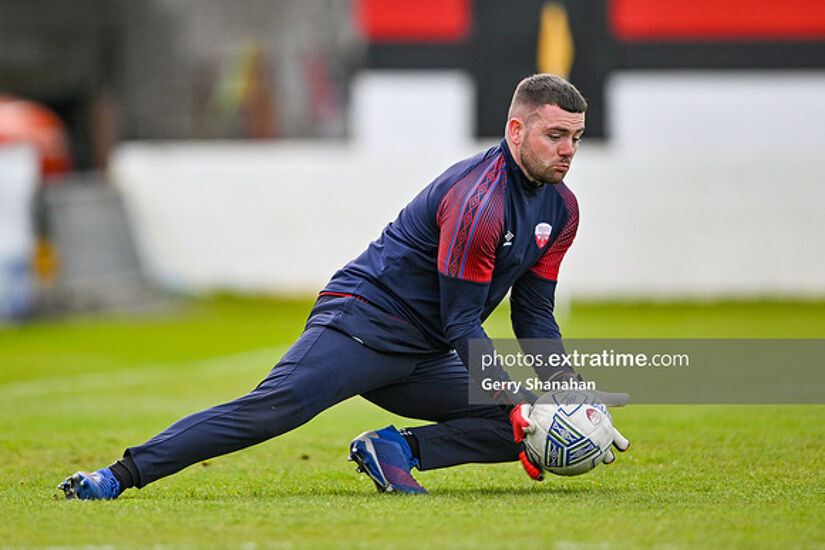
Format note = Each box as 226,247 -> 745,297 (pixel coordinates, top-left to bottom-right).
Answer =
535,223 -> 552,247
586,407 -> 602,425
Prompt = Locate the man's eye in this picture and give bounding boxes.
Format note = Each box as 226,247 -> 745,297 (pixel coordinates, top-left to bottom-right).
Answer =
548,134 -> 561,140
573,136 -> 583,144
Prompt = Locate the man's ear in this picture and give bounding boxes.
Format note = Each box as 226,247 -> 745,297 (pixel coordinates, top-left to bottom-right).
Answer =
508,117 -> 525,145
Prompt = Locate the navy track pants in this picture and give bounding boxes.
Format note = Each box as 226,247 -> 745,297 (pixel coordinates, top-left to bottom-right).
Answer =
126,325 -> 519,487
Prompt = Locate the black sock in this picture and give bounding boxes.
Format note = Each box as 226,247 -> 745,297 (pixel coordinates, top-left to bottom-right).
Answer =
108,455 -> 141,493
401,429 -> 421,462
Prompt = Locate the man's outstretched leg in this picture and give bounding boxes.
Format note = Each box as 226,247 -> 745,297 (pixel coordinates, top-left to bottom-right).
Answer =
58,325 -> 420,500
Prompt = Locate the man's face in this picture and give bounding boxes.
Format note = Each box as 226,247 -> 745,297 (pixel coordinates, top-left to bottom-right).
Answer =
515,104 -> 585,185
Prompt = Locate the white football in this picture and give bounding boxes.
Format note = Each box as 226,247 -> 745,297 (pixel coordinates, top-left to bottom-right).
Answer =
524,391 -> 616,476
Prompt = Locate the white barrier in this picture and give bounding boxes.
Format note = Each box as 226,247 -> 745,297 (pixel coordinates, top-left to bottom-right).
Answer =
608,71 -> 825,149
111,141 -> 482,294
562,145 -> 825,298
110,140 -> 825,299
0,144 -> 38,318
350,71 -> 475,151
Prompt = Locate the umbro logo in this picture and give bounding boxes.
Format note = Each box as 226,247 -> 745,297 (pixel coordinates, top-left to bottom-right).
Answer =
503,231 -> 514,247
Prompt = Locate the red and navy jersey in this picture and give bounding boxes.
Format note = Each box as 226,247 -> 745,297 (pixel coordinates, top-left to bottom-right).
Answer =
319,139 -> 578,373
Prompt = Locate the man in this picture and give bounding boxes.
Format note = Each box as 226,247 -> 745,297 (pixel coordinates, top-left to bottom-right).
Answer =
59,74 -> 628,499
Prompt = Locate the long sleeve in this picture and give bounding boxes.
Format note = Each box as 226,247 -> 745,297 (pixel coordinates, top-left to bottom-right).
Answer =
439,274 -> 535,407
510,183 -> 579,381
510,271 -> 561,339
436,153 -> 534,407
510,272 -> 571,381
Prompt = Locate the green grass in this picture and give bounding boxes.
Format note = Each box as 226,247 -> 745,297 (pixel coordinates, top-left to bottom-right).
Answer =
1,297 -> 824,549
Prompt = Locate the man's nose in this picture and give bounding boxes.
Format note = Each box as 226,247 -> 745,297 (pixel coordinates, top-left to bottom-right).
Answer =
559,138 -> 575,156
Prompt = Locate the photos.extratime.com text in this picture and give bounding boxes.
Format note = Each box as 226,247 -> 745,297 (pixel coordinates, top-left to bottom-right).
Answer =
480,349 -> 690,371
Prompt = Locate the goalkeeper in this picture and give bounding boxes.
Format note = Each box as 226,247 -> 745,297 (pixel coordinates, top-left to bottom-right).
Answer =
59,74 -> 628,499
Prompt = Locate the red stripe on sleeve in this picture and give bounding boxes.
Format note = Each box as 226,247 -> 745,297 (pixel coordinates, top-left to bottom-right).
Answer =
437,155 -> 506,282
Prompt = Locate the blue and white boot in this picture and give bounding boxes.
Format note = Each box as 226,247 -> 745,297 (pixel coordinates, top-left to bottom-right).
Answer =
58,468 -> 121,500
348,425 -> 427,494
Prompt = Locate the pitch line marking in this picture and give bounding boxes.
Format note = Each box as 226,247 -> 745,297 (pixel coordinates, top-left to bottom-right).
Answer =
0,346 -> 287,399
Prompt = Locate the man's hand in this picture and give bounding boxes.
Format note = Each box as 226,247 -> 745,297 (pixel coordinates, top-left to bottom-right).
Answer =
543,373 -> 631,463
550,388 -> 631,465
601,425 -> 630,464
510,403 -> 544,481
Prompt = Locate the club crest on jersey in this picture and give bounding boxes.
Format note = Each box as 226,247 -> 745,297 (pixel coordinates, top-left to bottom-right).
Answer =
534,223 -> 552,248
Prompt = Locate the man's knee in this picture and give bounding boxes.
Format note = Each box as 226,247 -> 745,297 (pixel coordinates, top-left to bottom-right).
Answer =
229,382 -> 312,439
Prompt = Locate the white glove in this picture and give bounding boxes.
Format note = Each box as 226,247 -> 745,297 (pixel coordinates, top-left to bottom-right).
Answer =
601,425 -> 630,464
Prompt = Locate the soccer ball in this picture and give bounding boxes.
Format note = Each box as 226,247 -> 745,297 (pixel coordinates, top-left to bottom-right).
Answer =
524,391 -> 616,476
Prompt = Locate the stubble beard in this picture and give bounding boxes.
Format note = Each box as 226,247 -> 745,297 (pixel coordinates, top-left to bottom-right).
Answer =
519,142 -> 565,185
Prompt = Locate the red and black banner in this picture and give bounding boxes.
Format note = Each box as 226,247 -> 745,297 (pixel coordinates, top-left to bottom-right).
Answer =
354,0 -> 825,138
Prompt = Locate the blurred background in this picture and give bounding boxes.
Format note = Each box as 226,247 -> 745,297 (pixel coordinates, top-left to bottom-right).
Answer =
2,0 -> 825,320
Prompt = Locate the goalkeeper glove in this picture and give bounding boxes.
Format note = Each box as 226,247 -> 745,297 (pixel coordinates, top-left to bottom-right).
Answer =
510,402 -> 544,481
545,372 -> 631,463
601,424 -> 630,464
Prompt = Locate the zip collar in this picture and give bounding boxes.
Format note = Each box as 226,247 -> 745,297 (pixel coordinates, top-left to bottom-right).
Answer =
500,139 -> 544,194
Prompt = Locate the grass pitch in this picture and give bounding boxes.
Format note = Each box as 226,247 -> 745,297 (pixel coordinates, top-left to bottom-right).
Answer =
1,297 -> 824,549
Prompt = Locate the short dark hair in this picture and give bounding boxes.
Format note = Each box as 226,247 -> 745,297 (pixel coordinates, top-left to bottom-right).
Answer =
508,74 -> 587,116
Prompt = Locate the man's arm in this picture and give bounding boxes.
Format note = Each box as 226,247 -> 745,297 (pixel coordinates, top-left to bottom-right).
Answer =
510,271 -> 561,339
435,153 -> 533,409
510,183 -> 579,381
512,181 -> 578,341
438,275 -> 535,408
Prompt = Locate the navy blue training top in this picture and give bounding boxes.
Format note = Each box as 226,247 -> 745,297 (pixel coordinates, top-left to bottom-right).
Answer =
313,139 -> 578,404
